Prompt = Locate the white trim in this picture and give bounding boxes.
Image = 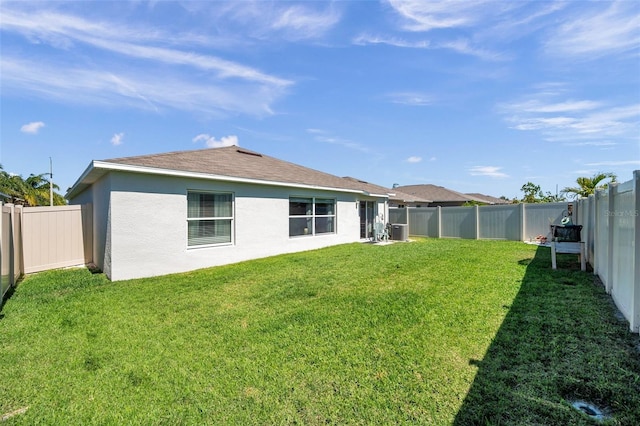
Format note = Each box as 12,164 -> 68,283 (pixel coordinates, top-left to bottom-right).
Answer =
186,190 -> 235,248
289,196 -> 337,237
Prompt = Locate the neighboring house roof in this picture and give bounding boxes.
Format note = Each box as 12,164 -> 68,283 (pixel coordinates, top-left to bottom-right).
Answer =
465,193 -> 510,205
67,146 -> 391,199
387,189 -> 432,204
394,184 -> 490,204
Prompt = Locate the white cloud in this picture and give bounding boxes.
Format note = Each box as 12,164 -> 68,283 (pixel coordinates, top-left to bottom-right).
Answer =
544,1 -> 640,59
206,1 -> 341,41
110,132 -> 124,146
20,121 -> 45,134
387,92 -> 434,106
469,166 -> 509,178
307,129 -> 369,153
271,4 -> 341,39
353,33 -> 504,61
585,160 -> 640,167
353,34 -> 430,48
0,6 -> 292,117
193,134 -> 239,148
500,89 -> 640,143
387,0 -> 486,32
436,38 -> 506,61
407,156 -> 422,163
2,57 -> 284,117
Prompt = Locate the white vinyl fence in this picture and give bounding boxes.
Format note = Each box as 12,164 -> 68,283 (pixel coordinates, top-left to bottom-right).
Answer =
390,170 -> 640,332
575,171 -> 639,332
1,204 -> 23,300
390,202 -> 568,241
1,204 -> 92,300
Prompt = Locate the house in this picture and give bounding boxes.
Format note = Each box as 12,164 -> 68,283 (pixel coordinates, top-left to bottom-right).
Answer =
386,188 -> 431,208
464,193 -> 511,205
392,184 -> 499,207
66,146 -> 390,281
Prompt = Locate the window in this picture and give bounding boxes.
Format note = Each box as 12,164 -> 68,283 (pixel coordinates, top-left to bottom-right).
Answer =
289,197 -> 335,237
187,192 -> 233,247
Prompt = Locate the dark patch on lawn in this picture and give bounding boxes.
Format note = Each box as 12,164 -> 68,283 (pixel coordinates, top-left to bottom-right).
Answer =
83,355 -> 102,372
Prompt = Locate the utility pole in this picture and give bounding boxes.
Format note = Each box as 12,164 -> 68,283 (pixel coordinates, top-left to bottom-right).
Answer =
49,157 -> 53,206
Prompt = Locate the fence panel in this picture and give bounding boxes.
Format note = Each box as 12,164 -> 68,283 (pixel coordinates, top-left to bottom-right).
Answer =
523,202 -> 566,241
610,183 -> 635,323
594,190 -> 610,287
389,208 -> 407,225
479,205 -> 520,240
1,204 -> 11,298
409,207 -> 438,237
21,205 -> 92,274
441,207 -> 475,239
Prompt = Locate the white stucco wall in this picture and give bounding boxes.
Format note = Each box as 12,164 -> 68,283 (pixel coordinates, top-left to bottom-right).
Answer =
69,174 -> 112,277
96,171 -> 378,281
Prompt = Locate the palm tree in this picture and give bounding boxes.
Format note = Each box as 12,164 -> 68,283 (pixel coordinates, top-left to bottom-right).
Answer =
562,172 -> 617,199
0,164 -> 28,203
0,165 -> 66,206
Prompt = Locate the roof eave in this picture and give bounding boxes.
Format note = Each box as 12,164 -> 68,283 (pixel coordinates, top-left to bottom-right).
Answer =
66,161 -> 387,199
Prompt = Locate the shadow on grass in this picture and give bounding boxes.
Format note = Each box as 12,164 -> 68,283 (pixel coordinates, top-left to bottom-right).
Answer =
453,246 -> 640,425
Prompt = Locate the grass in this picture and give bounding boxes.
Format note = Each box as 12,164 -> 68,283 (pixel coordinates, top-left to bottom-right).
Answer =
1,238 -> 639,425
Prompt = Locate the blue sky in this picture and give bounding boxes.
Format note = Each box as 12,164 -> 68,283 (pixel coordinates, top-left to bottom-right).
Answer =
1,0 -> 639,199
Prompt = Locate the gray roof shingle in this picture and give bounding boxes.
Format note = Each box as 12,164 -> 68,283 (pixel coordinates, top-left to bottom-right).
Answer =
69,146 -> 391,197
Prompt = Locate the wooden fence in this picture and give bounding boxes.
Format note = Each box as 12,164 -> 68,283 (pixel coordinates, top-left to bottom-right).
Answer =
1,204 -> 92,300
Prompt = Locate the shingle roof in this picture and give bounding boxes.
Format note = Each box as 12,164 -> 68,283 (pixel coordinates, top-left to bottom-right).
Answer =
394,184 -> 478,203
465,193 -> 510,205
68,146 -> 392,198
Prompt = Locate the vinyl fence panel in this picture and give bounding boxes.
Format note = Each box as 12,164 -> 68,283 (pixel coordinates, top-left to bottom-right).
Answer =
1,204 -> 11,298
610,181 -> 636,326
21,204 -> 92,274
478,205 -> 521,240
409,207 -> 439,237
441,207 -> 475,239
522,202 -> 566,241
389,208 -> 407,225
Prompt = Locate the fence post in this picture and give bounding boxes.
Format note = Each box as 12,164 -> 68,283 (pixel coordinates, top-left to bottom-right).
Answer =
606,182 -> 617,294
474,205 -> 480,239
0,201 -> 3,298
8,203 -> 14,288
519,203 -> 526,241
437,206 -> 442,238
593,190 -> 601,276
586,194 -> 596,266
632,170 -> 640,332
14,204 -> 23,282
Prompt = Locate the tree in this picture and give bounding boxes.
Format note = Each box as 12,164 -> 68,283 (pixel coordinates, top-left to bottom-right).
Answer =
562,172 -> 617,199
520,182 -> 566,203
0,164 -> 66,206
520,182 -> 543,203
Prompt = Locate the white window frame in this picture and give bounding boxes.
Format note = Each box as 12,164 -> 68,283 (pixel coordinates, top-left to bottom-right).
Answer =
289,197 -> 336,237
187,190 -> 234,248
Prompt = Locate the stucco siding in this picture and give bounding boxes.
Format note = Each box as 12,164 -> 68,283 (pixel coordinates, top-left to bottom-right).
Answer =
69,173 -> 112,277
104,171 -> 367,281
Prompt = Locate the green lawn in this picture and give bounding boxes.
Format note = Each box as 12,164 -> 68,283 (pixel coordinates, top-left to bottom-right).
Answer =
1,239 -> 639,425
